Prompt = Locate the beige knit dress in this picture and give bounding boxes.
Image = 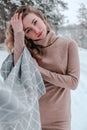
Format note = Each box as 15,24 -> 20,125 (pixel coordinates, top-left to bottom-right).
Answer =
34,31 -> 80,130
14,31 -> 80,130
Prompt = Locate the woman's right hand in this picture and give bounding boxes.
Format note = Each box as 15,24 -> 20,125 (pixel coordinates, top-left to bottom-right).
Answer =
10,13 -> 23,34
10,13 -> 25,65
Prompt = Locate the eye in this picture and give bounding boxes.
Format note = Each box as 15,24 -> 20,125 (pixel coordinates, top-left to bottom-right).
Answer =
25,28 -> 31,34
33,20 -> 37,25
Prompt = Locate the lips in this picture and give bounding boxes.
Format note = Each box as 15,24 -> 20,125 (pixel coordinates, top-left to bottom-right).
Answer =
37,31 -> 42,37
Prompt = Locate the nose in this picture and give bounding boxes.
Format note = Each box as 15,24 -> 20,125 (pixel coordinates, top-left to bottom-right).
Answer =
33,26 -> 40,34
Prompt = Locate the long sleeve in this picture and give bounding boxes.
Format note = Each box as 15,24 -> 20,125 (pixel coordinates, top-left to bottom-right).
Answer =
14,31 -> 25,65
38,41 -> 80,90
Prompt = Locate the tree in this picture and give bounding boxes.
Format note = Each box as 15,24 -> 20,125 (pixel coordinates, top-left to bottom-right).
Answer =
0,0 -> 68,30
77,3 -> 87,48
35,0 -> 68,27
0,0 -> 68,43
77,3 -> 87,28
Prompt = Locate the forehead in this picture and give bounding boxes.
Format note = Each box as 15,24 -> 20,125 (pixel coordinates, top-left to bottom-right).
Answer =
23,13 -> 39,27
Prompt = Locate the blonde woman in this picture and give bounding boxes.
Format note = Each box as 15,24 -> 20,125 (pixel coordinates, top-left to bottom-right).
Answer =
5,5 -> 80,130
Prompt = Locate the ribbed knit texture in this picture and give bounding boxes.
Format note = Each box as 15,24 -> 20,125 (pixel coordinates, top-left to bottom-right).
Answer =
13,30 -> 80,130
34,31 -> 80,130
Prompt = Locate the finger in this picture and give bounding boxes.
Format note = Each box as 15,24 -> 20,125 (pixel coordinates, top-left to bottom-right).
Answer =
11,15 -> 14,21
9,20 -> 12,26
11,13 -> 18,21
19,13 -> 22,20
10,17 -> 14,25
14,13 -> 19,20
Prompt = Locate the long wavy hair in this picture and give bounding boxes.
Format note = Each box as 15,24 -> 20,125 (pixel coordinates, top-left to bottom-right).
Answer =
5,5 -> 50,57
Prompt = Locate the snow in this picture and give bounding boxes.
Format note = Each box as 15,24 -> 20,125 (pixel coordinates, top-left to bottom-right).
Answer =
10,0 -> 21,6
0,48 -> 87,130
71,48 -> 87,130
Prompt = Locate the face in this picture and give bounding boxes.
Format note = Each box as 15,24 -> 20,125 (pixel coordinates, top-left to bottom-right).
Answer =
23,13 -> 47,41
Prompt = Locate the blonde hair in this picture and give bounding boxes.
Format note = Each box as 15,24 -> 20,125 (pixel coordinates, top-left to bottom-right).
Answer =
5,5 -> 50,57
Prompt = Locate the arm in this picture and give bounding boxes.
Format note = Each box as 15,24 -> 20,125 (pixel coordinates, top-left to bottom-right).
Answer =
14,31 -> 25,64
11,13 -> 25,65
38,41 -> 80,90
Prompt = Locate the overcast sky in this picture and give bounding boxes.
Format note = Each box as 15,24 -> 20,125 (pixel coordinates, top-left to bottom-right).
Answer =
63,0 -> 87,25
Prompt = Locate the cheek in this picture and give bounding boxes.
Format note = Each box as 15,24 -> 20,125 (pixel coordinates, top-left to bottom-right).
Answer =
38,20 -> 45,28
42,23 -> 46,31
26,32 -> 36,39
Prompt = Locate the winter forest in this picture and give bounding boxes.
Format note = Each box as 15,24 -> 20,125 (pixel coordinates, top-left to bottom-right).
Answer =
0,0 -> 87,49
0,0 -> 87,130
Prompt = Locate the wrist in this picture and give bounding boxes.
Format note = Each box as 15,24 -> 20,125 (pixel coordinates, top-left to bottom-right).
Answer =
14,31 -> 24,37
14,31 -> 25,47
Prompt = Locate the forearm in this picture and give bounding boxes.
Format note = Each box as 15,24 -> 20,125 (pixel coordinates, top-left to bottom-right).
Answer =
14,31 -> 25,65
10,13 -> 25,65
39,66 -> 79,90
38,40 -> 80,90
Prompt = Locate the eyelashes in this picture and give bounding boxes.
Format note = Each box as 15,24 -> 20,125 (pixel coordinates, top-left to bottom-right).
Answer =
26,28 -> 31,33
33,20 -> 37,25
25,20 -> 38,34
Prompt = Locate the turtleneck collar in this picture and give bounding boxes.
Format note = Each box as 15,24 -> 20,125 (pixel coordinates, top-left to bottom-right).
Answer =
33,30 -> 58,48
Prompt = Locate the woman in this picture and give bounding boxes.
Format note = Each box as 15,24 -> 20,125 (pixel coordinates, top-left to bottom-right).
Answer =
5,5 -> 80,130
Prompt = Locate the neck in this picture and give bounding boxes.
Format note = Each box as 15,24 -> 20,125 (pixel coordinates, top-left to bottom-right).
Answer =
33,30 -> 58,48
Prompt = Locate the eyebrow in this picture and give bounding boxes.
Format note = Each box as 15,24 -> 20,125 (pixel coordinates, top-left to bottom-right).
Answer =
24,18 -> 36,32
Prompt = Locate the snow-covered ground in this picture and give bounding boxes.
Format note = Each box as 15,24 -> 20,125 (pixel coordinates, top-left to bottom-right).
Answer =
71,48 -> 87,130
0,48 -> 87,130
